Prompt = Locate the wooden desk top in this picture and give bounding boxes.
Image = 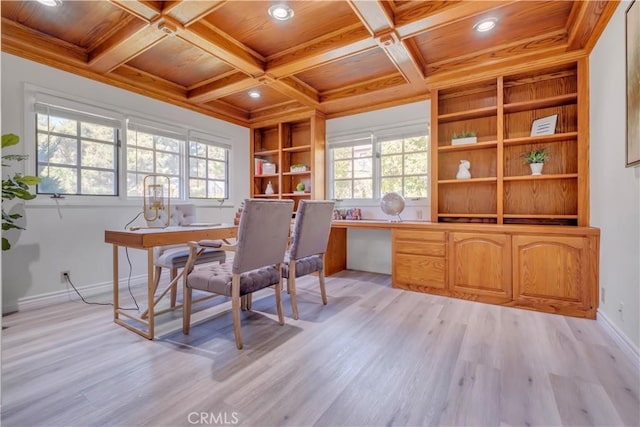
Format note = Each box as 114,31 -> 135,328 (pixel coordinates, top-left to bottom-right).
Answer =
330,220 -> 600,236
104,224 -> 237,249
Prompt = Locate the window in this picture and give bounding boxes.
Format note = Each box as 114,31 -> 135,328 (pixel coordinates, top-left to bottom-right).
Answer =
327,125 -> 429,201
29,89 -> 232,201
330,135 -> 374,200
188,132 -> 229,199
35,104 -> 120,196
126,120 -> 184,199
379,134 -> 428,198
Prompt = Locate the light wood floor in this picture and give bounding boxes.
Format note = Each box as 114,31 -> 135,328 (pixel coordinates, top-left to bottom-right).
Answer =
1,270 -> 639,427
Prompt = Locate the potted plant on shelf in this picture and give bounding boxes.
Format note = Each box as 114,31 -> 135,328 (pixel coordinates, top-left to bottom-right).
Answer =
522,148 -> 549,175
451,131 -> 478,146
290,163 -> 308,172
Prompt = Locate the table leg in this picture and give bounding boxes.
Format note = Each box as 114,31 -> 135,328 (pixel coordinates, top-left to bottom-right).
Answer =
147,248 -> 155,339
113,244 -> 119,321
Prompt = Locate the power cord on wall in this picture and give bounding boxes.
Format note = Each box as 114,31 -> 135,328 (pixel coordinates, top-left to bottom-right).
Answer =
63,211 -> 145,310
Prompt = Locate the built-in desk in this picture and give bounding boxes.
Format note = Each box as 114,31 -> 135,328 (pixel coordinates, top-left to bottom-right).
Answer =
326,220 -> 600,319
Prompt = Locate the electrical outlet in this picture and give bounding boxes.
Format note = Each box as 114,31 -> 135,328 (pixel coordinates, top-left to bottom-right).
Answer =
618,301 -> 624,320
60,271 -> 70,283
601,288 -> 605,303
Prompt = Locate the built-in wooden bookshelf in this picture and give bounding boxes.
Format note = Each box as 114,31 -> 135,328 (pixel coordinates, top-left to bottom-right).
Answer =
250,111 -> 326,210
431,59 -> 588,226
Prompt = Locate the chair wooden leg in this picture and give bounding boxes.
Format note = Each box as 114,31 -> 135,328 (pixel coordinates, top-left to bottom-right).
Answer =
182,285 -> 192,335
288,261 -> 299,320
319,270 -> 328,305
170,268 -> 178,308
275,266 -> 284,326
246,294 -> 252,310
231,275 -> 243,349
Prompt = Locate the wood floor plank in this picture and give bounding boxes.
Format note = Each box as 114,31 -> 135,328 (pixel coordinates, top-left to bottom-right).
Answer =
1,270 -> 638,427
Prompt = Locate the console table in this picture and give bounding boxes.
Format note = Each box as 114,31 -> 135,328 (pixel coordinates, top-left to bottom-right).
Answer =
326,220 -> 600,319
104,225 -> 237,339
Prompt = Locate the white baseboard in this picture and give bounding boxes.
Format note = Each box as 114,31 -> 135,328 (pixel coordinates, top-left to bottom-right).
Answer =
4,274 -> 148,314
597,309 -> 640,366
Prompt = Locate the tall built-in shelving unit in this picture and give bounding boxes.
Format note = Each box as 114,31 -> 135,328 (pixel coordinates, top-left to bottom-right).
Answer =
250,111 -> 325,211
431,59 -> 588,226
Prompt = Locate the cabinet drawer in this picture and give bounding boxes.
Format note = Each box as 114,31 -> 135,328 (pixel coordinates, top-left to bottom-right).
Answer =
394,230 -> 445,242
393,230 -> 446,256
393,253 -> 446,289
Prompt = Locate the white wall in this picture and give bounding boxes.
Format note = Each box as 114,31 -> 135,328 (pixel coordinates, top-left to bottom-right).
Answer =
1,53 -> 249,313
590,0 -> 640,348
326,101 -> 430,273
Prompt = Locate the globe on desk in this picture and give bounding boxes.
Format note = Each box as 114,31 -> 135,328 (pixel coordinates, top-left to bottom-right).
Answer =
380,192 -> 405,222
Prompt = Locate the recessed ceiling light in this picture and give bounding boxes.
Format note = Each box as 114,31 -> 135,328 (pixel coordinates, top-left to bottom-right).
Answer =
248,90 -> 261,99
268,4 -> 294,21
37,0 -> 63,7
473,17 -> 498,33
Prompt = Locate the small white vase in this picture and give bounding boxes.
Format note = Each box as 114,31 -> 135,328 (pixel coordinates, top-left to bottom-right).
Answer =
529,162 -> 544,175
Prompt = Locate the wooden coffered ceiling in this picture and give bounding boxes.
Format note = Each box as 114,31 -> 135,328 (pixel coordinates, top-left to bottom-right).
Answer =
1,1 -> 618,127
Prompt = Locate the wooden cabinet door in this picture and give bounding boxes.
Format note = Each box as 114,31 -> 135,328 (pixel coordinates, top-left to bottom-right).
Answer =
512,235 -> 594,316
449,232 -> 512,302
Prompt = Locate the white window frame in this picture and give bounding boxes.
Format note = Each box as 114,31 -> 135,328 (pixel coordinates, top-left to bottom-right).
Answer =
34,103 -> 121,197
125,117 -> 186,200
22,85 -> 234,206
326,122 -> 430,206
187,130 -> 231,200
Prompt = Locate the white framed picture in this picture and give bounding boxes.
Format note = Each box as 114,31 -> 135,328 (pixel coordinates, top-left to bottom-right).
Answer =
530,114 -> 558,136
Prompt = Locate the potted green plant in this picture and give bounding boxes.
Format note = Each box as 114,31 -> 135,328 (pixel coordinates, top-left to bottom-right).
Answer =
522,148 -> 549,175
451,131 -> 478,146
2,133 -> 41,251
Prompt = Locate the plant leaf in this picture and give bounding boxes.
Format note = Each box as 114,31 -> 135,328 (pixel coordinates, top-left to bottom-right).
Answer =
2,154 -> 29,162
1,134 -> 19,149
15,175 -> 41,185
2,238 -> 10,251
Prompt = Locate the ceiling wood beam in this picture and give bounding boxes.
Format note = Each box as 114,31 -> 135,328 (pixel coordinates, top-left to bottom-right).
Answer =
394,1 -> 508,39
347,0 -> 394,35
320,74 -> 406,104
179,21 -> 265,77
163,1 -> 226,27
425,30 -> 569,77
348,1 -> 425,86
249,102 -> 313,124
266,24 -> 376,77
108,0 -> 161,22
188,72 -> 255,104
272,77 -> 320,107
88,20 -> 169,73
0,18 -> 88,65
566,0 -> 619,52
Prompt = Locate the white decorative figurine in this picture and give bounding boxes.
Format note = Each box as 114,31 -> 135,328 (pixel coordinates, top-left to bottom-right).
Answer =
265,181 -> 275,194
456,160 -> 471,180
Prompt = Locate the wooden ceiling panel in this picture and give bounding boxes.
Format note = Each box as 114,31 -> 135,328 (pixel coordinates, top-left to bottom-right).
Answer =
203,1 -> 360,58
217,84 -> 292,112
0,0 -> 618,126
295,47 -> 399,92
125,36 -> 234,88
412,1 -> 574,66
0,1 -> 132,49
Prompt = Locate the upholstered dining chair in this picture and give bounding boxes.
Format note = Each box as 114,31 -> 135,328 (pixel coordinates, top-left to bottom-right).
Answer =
141,204 -> 226,318
282,200 -> 335,320
182,199 -> 294,349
